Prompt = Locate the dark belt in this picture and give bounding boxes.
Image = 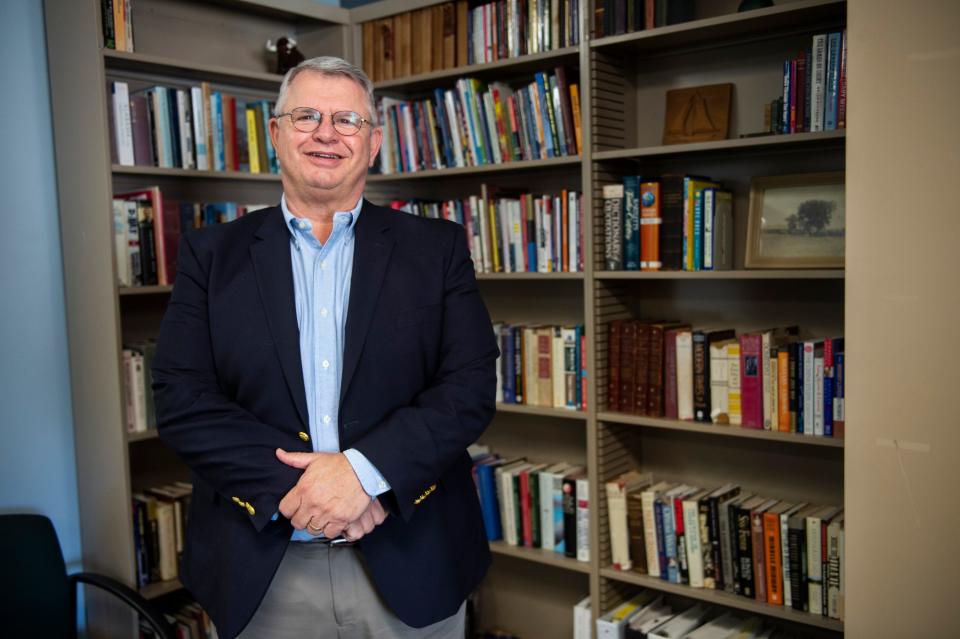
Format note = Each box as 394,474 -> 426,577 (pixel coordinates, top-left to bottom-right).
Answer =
293,535 -> 356,547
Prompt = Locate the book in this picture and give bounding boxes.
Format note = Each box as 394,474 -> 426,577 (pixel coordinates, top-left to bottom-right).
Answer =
604,183 -> 625,270
607,470 -> 654,570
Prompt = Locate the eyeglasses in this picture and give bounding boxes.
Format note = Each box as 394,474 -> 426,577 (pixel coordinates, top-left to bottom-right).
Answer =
275,107 -> 371,136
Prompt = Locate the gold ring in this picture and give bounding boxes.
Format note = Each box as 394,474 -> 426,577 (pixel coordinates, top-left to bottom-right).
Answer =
307,520 -> 325,534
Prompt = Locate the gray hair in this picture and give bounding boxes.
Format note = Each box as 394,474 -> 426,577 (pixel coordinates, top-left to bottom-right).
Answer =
274,56 -> 378,126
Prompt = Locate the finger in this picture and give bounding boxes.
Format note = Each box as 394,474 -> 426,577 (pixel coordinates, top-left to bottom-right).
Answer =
291,509 -> 315,531
370,498 -> 387,524
276,448 -> 317,469
342,521 -> 362,542
324,520 -> 347,539
278,490 -> 301,519
358,508 -> 375,535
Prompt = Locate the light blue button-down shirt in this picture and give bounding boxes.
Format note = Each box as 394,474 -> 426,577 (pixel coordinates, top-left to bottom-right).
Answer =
279,194 -> 390,541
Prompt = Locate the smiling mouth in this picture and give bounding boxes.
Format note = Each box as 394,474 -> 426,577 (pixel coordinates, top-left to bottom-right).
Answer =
307,152 -> 344,159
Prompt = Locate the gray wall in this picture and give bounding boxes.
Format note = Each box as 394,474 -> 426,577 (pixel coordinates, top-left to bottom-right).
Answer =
0,0 -> 82,571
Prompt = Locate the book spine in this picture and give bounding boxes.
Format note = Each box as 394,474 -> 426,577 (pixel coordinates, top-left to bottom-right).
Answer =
692,332 -> 709,423
640,181 -> 661,271
603,184 -> 624,270
807,516 -> 824,614
641,490 -> 660,577
736,505 -> 754,597
811,34 -> 828,132
562,476 -> 578,558
576,477 -> 590,562
739,334 -> 763,428
683,499 -> 703,587
698,499 -> 715,589
751,509 -> 767,602
623,176 -> 641,270
676,331 -> 694,420
824,32 -> 842,130
763,511 -> 784,605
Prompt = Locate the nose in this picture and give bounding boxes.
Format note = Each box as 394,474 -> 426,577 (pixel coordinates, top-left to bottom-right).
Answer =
311,115 -> 339,142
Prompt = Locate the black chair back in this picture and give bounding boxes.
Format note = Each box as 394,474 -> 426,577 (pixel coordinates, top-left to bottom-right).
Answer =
0,514 -> 73,638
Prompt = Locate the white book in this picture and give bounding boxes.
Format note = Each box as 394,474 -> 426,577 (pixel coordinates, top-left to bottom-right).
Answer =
780,502 -> 807,607
442,90 -> 465,168
676,330 -> 694,420
472,194 -> 490,273
814,354 -> 825,436
683,612 -> 742,639
576,476 -> 590,562
606,470 -> 653,571
703,188 -> 715,270
543,197 -> 555,272
682,488 -> 710,588
540,462 -> 571,550
803,341 -> 816,435
113,200 -> 130,286
760,330 -> 773,429
111,81 -> 135,166
190,86 -> 209,170
811,34 -> 828,132
512,200 -> 525,275
574,595 -> 592,639
709,339 -> 732,424
596,592 -> 656,639
647,603 -> 711,639
552,327 -> 566,408
493,323 -> 504,403
568,191 -> 579,272
130,351 -> 147,432
641,481 -> 671,577
628,601 -> 673,635
175,89 -> 195,169
401,103 -> 418,172
495,459 -> 528,546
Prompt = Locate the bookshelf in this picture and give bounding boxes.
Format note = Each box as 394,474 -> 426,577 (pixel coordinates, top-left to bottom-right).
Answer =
45,0 -> 847,636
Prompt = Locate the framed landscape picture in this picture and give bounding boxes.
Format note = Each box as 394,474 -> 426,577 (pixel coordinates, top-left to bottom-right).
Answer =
745,172 -> 845,268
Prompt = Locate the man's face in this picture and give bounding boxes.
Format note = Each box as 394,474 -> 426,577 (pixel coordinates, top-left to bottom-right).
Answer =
270,71 -> 382,205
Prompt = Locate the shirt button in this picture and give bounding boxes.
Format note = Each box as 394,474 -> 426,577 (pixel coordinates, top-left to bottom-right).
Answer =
320,307 -> 328,317
322,359 -> 330,369
321,260 -> 327,269
379,481 -> 387,490
323,415 -> 331,425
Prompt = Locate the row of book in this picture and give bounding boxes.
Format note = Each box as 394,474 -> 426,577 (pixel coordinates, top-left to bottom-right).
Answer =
765,30 -> 848,135
376,67 -> 581,174
390,186 -> 583,274
109,80 -> 280,174
132,482 -> 193,587
140,600 -> 217,639
123,342 -> 156,434
101,0 -> 134,52
360,0 -> 581,83
471,448 -> 590,562
605,472 -> 844,618
112,186 -> 270,287
608,322 -> 845,438
493,323 -> 587,410
593,0 -> 694,38
603,175 -> 733,273
594,592 -> 802,639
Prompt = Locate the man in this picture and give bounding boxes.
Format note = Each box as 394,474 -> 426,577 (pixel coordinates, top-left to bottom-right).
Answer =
152,56 -> 498,638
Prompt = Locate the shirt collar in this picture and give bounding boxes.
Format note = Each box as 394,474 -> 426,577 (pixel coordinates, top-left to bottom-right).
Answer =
280,194 -> 363,240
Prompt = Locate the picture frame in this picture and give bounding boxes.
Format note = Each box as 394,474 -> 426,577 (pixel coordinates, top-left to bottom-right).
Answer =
745,172 -> 845,268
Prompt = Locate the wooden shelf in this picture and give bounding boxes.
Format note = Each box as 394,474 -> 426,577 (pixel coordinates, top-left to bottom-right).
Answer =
112,165 -> 282,182
374,46 -> 580,94
119,285 -> 174,296
600,568 -> 843,632
590,0 -> 846,56
595,270 -> 844,280
126,430 -> 160,443
140,578 -> 184,600
477,271 -> 584,281
103,50 -> 284,91
597,412 -> 844,448
490,541 -> 591,574
367,155 -> 581,182
496,403 -> 586,420
592,130 -> 845,162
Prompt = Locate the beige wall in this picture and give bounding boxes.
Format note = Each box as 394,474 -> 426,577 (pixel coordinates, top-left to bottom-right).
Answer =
846,0 -> 960,635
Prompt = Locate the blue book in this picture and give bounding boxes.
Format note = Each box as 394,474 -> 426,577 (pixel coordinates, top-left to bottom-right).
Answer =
459,81 -> 484,165
235,99 -> 249,173
521,87 -> 541,160
823,363 -> 834,437
553,480 -> 565,553
548,74 -> 567,156
662,497 -> 680,583
782,60 -> 791,134
502,325 -> 516,403
166,88 -> 182,169
824,32 -> 842,130
475,460 -> 504,541
654,499 -> 668,579
211,92 -> 225,171
534,73 -> 555,158
257,100 -> 278,173
574,325 -> 583,409
693,189 -> 704,271
623,176 -> 641,270
432,89 -> 454,168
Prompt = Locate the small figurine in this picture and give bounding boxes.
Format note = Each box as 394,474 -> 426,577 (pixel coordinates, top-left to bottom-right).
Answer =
266,36 -> 305,75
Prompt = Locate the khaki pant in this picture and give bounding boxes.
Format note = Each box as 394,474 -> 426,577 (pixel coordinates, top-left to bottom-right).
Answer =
236,541 -> 466,639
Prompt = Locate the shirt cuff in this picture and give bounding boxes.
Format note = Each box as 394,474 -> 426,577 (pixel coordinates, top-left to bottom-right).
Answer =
343,448 -> 391,498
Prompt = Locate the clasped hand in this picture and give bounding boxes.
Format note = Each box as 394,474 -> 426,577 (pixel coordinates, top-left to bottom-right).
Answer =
276,449 -> 387,540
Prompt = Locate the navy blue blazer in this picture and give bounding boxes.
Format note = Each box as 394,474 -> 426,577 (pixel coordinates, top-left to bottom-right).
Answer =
152,199 -> 497,638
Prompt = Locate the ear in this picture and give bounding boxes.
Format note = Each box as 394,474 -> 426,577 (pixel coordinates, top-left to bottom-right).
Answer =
269,115 -> 281,155
368,125 -> 383,167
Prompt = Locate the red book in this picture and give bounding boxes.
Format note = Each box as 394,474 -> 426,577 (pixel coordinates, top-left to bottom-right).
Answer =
520,468 -> 533,547
795,52 -> 808,133
739,333 -> 764,428
664,327 -> 683,419
837,29 -> 847,128
580,332 -> 588,411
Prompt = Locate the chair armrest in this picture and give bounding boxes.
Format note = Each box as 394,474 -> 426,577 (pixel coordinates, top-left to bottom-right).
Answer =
70,572 -> 176,639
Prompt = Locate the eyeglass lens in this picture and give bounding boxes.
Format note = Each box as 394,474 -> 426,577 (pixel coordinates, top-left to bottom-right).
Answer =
289,108 -> 363,135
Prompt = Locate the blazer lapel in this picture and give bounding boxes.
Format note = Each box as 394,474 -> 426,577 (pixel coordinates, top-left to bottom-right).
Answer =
340,200 -> 395,404
250,207 -> 309,429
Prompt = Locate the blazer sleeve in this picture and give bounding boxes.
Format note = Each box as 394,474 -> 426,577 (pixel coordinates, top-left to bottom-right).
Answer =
151,231 -> 300,532
349,223 -> 499,522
